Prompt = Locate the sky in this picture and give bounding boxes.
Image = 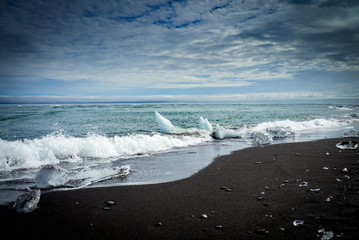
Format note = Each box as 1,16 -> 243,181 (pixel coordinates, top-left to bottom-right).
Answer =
0,0 -> 358,104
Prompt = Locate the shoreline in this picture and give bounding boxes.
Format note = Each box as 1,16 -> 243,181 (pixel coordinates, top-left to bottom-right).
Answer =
1,137 -> 359,239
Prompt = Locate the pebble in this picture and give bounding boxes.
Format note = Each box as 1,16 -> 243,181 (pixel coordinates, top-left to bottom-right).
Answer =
279,184 -> 286,188
257,197 -> 264,201
265,186 -> 270,190
279,227 -> 285,232
103,207 -> 111,210
156,222 -> 162,226
284,180 -> 289,183
200,214 -> 208,219
106,200 -> 115,205
254,161 -> 262,164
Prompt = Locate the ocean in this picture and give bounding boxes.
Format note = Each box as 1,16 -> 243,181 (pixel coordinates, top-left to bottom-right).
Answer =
1,103 -> 358,204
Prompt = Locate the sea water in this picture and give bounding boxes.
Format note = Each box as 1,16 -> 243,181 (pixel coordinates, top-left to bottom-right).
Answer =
0,103 -> 358,204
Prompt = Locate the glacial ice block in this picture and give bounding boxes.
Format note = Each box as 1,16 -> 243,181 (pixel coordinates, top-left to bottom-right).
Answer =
155,111 -> 178,133
198,116 -> 213,132
13,188 -> 41,214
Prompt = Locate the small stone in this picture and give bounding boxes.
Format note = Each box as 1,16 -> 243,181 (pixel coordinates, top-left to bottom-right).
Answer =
200,214 -> 208,219
211,211 -> 215,214
254,161 -> 261,164
156,222 -> 162,226
103,207 -> 111,210
322,166 -> 329,170
75,202 -> 80,205
265,186 -> 270,190
284,180 -> 289,183
279,184 -> 286,188
257,197 -> 264,201
106,200 -> 115,205
225,188 -> 232,192
296,153 -> 301,156
342,168 -> 348,172
279,227 -> 285,232
326,152 -> 330,155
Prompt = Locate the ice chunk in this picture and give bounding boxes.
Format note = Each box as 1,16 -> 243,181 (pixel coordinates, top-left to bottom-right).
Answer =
213,125 -> 242,140
13,188 -> 41,214
155,111 -> 179,133
336,141 -> 358,150
299,181 -> 308,187
318,229 -> 334,240
36,165 -> 69,189
198,117 -> 213,132
251,132 -> 273,146
293,220 -> 304,227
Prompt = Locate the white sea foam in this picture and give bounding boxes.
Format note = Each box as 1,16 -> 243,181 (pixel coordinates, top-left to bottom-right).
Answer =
0,132 -> 212,172
212,118 -> 356,144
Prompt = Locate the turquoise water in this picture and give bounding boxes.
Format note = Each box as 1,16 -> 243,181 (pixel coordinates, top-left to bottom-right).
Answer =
0,103 -> 358,204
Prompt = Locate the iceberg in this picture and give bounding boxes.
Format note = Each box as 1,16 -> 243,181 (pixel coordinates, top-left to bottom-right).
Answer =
155,111 -> 180,133
198,116 -> 213,132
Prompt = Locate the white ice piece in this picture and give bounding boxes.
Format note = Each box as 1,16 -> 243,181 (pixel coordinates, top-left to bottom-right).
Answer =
13,188 -> 41,214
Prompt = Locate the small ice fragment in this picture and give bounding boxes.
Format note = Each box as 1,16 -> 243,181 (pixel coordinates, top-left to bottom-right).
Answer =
299,181 -> 308,187
322,166 -> 329,170
326,197 -> 331,202
13,188 -> 41,214
310,188 -> 321,192
336,141 -> 358,150
293,220 -> 304,227
321,230 -> 334,240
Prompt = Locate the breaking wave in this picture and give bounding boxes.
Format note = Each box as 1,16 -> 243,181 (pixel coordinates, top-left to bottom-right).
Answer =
0,131 -> 212,172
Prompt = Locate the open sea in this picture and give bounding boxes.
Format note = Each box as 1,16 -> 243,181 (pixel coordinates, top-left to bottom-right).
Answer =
1,103 -> 358,204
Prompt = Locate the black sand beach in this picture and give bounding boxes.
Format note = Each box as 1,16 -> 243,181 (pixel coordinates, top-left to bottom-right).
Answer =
1,137 -> 358,239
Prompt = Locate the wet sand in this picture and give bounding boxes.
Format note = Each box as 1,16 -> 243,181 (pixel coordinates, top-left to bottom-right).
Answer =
1,137 -> 359,239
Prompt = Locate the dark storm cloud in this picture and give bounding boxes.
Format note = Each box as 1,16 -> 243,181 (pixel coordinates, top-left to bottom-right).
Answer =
0,0 -> 358,102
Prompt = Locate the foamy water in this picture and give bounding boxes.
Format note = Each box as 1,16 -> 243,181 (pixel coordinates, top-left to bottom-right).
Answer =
0,104 -> 358,204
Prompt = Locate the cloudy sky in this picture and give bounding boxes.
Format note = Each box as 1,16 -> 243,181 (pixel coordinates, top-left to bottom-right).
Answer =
0,0 -> 358,103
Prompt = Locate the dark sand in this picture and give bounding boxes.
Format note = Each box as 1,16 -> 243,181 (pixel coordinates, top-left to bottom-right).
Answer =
1,138 -> 359,239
